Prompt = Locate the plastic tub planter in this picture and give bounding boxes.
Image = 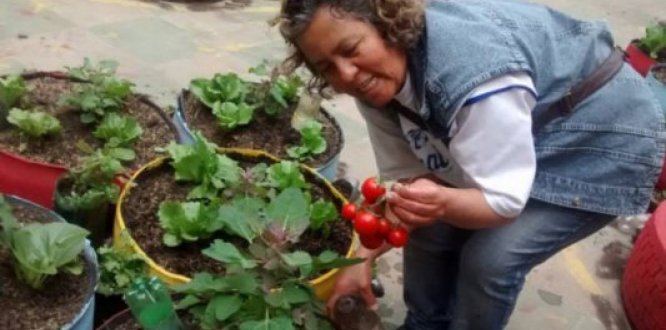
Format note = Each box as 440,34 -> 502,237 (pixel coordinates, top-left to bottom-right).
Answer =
4,194 -> 99,330
0,71 -> 182,209
113,148 -> 357,301
622,201 -> 666,330
172,93 -> 344,181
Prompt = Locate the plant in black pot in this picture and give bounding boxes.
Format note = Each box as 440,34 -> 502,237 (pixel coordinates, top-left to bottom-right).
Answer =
54,143 -> 130,247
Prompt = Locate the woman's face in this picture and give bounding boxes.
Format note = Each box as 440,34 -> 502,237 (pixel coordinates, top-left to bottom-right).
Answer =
295,6 -> 407,108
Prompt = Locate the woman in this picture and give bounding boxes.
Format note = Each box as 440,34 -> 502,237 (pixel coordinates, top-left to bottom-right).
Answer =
276,0 -> 665,329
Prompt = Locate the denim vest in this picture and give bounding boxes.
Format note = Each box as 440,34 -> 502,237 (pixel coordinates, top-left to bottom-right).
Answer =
396,0 -> 666,215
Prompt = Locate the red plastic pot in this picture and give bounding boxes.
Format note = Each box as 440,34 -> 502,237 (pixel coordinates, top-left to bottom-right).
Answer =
0,150 -> 67,209
622,202 -> 666,330
625,40 -> 657,77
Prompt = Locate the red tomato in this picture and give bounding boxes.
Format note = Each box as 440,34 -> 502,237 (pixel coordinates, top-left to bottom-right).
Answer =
376,218 -> 391,237
340,203 -> 357,221
387,227 -> 409,247
359,233 -> 384,249
353,212 -> 379,237
361,177 -> 386,203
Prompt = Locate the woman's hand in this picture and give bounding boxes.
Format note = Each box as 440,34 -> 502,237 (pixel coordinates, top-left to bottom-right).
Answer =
386,178 -> 448,227
326,255 -> 377,316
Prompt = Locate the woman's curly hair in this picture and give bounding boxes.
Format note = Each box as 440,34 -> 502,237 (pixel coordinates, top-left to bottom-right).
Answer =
273,0 -> 425,93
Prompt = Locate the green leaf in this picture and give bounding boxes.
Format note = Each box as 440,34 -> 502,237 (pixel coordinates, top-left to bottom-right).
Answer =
93,113 -> 143,148
240,318 -> 295,330
210,294 -> 243,321
281,251 -> 313,277
176,295 -> 201,310
309,200 -> 338,231
0,75 -> 27,108
267,161 -> 308,190
96,244 -> 147,296
202,239 -> 257,269
266,187 -> 309,238
173,273 -> 227,293
282,284 -> 312,304
212,101 -> 254,130
218,197 -> 266,243
221,274 -> 259,294
7,108 -> 62,137
10,222 -> 89,289
158,201 -> 223,247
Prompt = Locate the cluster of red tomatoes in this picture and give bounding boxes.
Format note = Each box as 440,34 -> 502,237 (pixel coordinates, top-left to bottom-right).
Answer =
340,177 -> 409,249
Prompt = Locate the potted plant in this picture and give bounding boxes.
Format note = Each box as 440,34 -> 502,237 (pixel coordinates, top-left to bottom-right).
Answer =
0,194 -> 98,330
112,132 -> 357,301
0,58 -> 182,209
625,21 -> 666,76
172,63 -> 344,181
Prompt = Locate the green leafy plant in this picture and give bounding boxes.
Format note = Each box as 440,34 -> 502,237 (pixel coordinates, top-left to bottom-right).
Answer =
173,224 -> 360,329
0,195 -> 89,289
6,108 -> 62,137
211,101 -> 254,130
97,243 -> 148,296
158,200 -> 225,247
93,113 -> 143,151
57,143 -> 130,211
190,73 -> 249,109
639,22 -> 666,60
0,75 -> 27,109
287,119 -> 327,161
247,65 -> 304,117
62,58 -> 134,124
165,132 -> 243,199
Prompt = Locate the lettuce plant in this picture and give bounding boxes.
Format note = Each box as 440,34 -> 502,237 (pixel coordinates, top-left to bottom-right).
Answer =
0,195 -> 89,289
0,75 -> 27,109
7,108 -> 62,137
287,119 -> 327,161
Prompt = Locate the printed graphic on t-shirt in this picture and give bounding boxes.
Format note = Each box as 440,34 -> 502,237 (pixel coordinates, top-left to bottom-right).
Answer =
399,117 -> 464,186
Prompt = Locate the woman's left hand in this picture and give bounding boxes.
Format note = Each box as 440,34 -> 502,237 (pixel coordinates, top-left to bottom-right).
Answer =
385,178 -> 448,227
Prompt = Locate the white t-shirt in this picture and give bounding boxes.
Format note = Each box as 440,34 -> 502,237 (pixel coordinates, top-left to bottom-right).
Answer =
358,73 -> 537,218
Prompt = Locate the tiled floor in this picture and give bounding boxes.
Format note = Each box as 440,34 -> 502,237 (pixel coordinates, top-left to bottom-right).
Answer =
1,0 -> 662,328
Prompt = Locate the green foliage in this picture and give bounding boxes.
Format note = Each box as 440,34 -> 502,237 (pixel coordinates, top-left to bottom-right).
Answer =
309,200 -> 338,237
7,108 -> 62,137
158,201 -> 224,247
165,132 -> 242,199
248,67 -> 304,117
640,22 -> 666,60
96,243 -> 147,296
266,187 -> 310,240
287,119 -> 327,161
173,234 -> 362,330
93,113 -> 143,149
0,196 -> 89,289
0,75 -> 27,109
190,73 -> 249,109
57,144 -> 128,211
63,58 -> 134,124
211,101 -> 254,130
266,161 -> 309,191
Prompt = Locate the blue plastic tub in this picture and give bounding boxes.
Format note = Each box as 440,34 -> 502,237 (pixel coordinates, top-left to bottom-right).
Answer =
5,195 -> 99,330
172,93 -> 344,181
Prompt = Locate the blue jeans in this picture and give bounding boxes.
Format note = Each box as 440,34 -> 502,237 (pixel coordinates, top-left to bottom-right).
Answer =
400,199 -> 615,330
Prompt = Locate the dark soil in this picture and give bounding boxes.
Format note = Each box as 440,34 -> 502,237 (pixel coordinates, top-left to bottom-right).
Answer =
181,90 -> 344,169
0,202 -> 93,330
0,72 -> 177,169
121,153 -> 353,278
98,309 -> 197,330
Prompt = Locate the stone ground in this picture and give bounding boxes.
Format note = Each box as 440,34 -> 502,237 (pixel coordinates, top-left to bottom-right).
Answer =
1,0 -> 664,328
